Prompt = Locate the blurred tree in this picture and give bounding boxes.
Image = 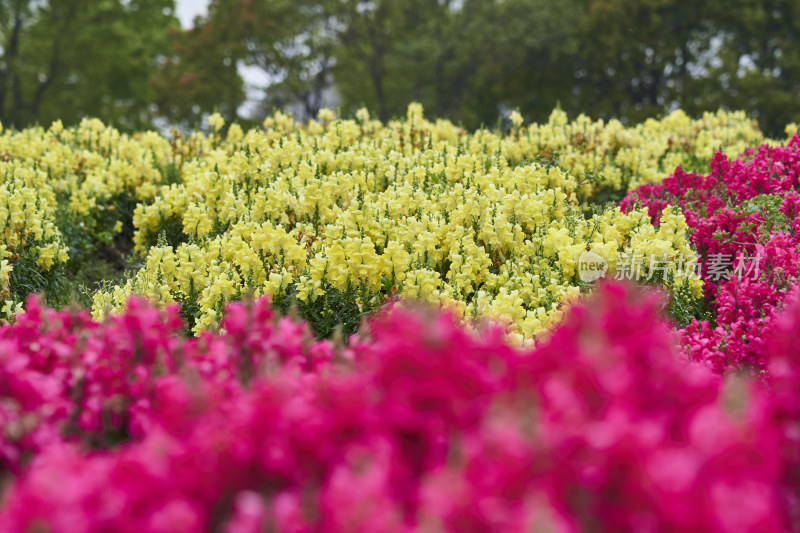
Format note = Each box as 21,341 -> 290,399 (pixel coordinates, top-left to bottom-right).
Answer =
0,0 -> 178,130
326,0 -> 411,122
236,0 -> 337,118
442,0 -> 580,127
150,0 -> 247,127
565,0 -> 800,136
8,0 -> 794,134
151,0 -> 340,126
697,0 -> 800,136
327,0 -> 579,128
563,0 -> 719,123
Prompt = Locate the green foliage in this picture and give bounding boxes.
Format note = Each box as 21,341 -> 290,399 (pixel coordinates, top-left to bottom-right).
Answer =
708,194 -> 792,250
318,0 -> 582,127
52,192 -> 138,308
161,0 -> 798,136
667,274 -> 715,329
279,283 -> 384,340
157,162 -> 183,187
149,2 -> 247,127
739,194 -> 791,236
3,0 -> 800,135
174,277 -> 202,335
140,216 -> 187,250
8,244 -> 68,308
0,0 -> 179,130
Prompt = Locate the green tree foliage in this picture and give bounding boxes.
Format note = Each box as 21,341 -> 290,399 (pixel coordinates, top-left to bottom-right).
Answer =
3,0 -> 799,136
566,0 -> 715,122
150,0 -> 247,126
318,0 -> 579,126
177,0 -> 798,135
564,0 -> 800,136
236,0 -> 337,118
0,0 -> 178,130
150,0 -> 338,126
696,0 -> 800,136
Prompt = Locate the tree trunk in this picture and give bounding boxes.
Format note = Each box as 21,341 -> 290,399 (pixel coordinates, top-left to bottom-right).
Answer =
0,13 -> 23,124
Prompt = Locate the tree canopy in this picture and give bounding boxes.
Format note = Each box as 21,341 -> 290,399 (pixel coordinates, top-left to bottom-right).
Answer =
0,0 -> 178,130
2,0 -> 799,135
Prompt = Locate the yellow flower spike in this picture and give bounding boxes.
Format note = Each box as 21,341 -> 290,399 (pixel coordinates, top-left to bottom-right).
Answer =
208,113 -> 225,133
355,108 -> 370,123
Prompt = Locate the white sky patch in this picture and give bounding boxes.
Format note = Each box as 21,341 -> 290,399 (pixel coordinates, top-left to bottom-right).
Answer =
175,0 -> 209,28
238,63 -> 273,118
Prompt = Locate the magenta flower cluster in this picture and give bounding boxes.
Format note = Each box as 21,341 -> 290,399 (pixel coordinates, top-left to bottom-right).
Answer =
2,283 -> 800,532
0,295 -> 332,476
622,134 -> 800,374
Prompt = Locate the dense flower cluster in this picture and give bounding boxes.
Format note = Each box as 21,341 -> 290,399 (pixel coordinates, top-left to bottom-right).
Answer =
2,282 -> 799,531
0,105 -> 773,334
0,118 -> 172,314
0,294 -> 322,475
82,105 -> 767,338
622,135 -> 800,373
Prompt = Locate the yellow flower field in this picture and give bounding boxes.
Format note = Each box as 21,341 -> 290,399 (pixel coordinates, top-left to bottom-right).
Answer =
0,105 -> 781,339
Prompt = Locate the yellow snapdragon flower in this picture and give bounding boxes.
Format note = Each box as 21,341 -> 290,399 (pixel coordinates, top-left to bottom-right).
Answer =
0,102 -> 760,338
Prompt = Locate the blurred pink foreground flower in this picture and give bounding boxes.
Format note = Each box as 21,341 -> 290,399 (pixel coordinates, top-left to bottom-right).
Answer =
1,281 -> 799,531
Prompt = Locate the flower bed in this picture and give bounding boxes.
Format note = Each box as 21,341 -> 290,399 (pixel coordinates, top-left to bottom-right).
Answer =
623,135 -> 800,373
2,283 -> 799,531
